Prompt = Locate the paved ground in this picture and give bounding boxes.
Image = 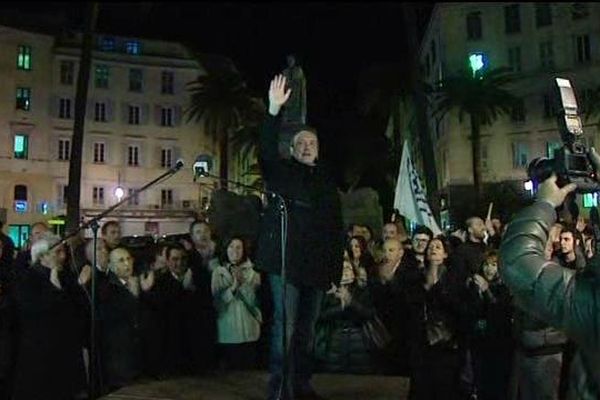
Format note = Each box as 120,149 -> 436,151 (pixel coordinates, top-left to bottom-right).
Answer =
103,371 -> 409,400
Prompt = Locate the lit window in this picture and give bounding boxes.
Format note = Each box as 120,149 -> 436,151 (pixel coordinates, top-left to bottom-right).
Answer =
125,40 -> 141,55
16,87 -> 31,111
100,37 -> 116,52
14,134 -> 28,159
17,45 -> 32,70
584,193 -> 598,208
95,65 -> 110,88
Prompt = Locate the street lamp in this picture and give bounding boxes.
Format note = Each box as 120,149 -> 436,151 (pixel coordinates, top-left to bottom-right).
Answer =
468,52 -> 486,78
114,186 -> 124,201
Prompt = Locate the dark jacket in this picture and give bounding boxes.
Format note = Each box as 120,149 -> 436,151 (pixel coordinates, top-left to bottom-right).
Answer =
256,114 -> 344,290
315,282 -> 375,374
12,264 -> 87,400
97,273 -> 142,390
143,270 -> 212,376
500,201 -> 600,400
452,239 -> 488,280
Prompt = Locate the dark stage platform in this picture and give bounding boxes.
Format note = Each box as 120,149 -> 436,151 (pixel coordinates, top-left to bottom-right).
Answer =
102,370 -> 410,400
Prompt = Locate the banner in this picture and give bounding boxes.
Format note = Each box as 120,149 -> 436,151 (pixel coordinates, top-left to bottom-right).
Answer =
393,141 -> 442,236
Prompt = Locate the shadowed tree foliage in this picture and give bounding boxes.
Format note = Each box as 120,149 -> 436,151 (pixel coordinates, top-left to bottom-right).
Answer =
431,67 -> 518,204
186,64 -> 263,185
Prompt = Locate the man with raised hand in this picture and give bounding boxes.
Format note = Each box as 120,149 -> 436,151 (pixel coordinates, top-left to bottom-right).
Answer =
257,75 -> 344,400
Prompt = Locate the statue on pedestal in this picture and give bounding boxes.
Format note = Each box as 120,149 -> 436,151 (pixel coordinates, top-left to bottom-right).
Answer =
278,54 -> 308,158
282,54 -> 307,125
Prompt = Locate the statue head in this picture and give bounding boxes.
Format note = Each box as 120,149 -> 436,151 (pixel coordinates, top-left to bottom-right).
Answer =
286,54 -> 297,68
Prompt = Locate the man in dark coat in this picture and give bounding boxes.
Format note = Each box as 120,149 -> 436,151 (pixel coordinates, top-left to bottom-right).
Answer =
257,75 -> 344,400
98,247 -> 145,392
12,233 -> 87,400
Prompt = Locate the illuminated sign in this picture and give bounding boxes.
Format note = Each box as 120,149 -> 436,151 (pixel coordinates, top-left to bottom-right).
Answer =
14,200 -> 27,213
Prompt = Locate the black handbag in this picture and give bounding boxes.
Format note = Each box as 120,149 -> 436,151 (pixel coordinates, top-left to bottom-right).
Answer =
362,314 -> 392,350
424,303 -> 456,348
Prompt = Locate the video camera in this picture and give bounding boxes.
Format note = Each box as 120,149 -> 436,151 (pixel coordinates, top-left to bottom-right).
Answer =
527,78 -> 600,194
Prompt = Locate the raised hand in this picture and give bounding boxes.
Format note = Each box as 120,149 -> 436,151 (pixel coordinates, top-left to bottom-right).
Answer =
78,265 -> 92,286
182,268 -> 195,291
537,174 -> 577,208
473,274 -> 489,293
268,74 -> 292,116
140,270 -> 155,292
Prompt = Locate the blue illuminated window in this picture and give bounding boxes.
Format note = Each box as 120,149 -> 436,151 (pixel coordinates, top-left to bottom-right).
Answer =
100,37 -> 115,52
126,40 -> 141,55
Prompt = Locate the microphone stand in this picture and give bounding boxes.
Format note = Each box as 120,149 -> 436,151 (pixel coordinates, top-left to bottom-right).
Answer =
194,169 -> 290,400
56,161 -> 185,400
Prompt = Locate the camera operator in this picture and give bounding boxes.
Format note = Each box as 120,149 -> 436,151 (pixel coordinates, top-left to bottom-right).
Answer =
500,147 -> 600,399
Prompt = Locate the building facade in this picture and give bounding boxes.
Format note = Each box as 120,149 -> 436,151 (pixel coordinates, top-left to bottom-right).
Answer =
0,24 -> 220,246
417,3 -> 600,227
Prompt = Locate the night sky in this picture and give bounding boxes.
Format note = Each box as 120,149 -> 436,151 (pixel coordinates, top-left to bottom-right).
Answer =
1,2 -> 433,187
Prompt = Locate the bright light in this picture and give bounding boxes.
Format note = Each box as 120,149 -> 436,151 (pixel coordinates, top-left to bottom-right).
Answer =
114,186 -> 124,200
469,53 -> 486,76
524,180 -> 533,191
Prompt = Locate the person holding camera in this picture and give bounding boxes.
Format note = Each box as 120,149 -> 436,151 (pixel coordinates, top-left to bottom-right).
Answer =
500,147 -> 600,399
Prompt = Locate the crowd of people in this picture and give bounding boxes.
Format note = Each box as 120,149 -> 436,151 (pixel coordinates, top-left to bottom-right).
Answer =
0,73 -> 594,400
0,209 -> 593,399
0,219 -> 269,399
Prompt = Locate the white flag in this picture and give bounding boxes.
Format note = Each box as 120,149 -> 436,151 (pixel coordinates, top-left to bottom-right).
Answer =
393,141 -> 442,236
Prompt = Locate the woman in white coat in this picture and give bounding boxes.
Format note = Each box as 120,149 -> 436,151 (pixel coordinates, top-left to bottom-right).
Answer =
211,237 -> 261,370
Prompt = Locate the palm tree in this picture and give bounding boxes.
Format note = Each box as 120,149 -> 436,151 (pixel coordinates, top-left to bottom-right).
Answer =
66,2 -> 99,235
186,66 -> 261,186
431,67 -> 518,203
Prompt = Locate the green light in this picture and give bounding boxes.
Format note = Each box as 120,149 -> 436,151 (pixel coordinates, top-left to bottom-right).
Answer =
584,193 -> 598,208
14,135 -> 24,152
469,53 -> 485,76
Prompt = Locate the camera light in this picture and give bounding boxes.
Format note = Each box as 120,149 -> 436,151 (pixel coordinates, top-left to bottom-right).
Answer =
524,180 -> 533,191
